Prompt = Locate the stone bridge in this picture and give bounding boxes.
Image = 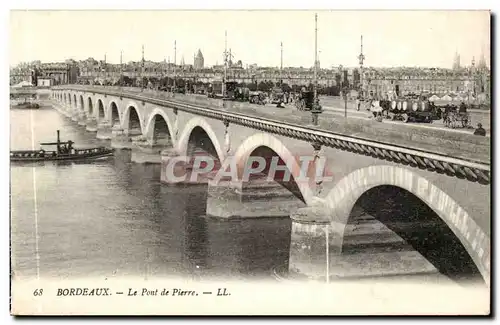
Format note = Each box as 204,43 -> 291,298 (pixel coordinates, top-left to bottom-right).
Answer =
51,86 -> 491,286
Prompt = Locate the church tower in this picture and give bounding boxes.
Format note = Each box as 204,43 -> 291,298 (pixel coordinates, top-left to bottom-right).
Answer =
478,52 -> 487,70
194,49 -> 204,70
452,51 -> 461,70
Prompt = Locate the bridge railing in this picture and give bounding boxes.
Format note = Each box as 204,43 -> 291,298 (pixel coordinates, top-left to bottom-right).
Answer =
53,85 -> 491,184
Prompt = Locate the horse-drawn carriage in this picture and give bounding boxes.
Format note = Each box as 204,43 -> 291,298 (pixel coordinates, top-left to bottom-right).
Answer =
295,90 -> 314,111
440,104 -> 472,129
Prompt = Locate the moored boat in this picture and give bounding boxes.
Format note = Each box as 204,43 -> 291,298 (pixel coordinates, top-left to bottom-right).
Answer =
14,102 -> 40,109
10,130 -> 114,162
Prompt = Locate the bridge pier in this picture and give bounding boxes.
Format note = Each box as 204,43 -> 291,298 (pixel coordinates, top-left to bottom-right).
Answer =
288,204 -> 446,282
96,121 -> 112,140
160,148 -> 188,184
205,176 -> 306,219
288,206 -> 343,281
131,136 -> 172,164
111,127 -> 142,149
77,112 -> 87,126
70,110 -> 79,122
59,104 -> 71,118
85,117 -> 98,132
110,126 -> 131,149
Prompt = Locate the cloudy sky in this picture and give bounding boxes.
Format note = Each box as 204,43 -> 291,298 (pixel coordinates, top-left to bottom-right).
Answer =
10,10 -> 490,68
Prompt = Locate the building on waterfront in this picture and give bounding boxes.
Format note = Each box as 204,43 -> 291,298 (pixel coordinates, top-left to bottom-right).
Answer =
10,62 -> 35,86
12,52 -> 489,102
10,60 -> 79,86
361,64 -> 490,102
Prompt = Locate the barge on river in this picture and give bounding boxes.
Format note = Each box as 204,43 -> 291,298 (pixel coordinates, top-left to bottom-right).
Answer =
10,130 -> 114,162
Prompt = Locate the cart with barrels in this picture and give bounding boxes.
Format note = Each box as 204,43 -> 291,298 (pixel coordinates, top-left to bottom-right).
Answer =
381,98 -> 441,123
249,91 -> 266,105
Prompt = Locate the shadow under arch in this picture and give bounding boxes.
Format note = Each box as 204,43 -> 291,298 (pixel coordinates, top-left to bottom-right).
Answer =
233,133 -> 314,206
348,185 -> 483,284
177,117 -> 224,162
79,95 -> 85,112
186,126 -> 221,161
146,111 -> 173,147
243,145 -> 306,203
73,94 -> 77,109
123,105 -> 143,135
108,101 -> 120,126
87,97 -> 94,116
324,165 -> 489,285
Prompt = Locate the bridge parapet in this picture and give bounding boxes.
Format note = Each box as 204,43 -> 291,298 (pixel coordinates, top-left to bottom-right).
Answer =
53,86 -> 490,185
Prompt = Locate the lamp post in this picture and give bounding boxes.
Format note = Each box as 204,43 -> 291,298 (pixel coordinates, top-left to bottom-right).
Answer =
103,53 -> 107,87
358,35 -> 365,99
343,86 -> 348,118
120,50 -> 123,88
223,30 -> 228,104
141,45 -> 145,92
173,40 -> 177,97
311,13 -> 322,126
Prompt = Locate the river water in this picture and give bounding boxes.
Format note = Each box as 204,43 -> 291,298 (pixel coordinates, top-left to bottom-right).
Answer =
10,105 -> 292,282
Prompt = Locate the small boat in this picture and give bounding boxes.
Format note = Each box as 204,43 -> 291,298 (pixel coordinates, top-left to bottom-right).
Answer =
10,130 -> 114,162
15,102 -> 40,109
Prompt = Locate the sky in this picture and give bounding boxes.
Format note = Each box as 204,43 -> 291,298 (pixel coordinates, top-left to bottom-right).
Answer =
9,10 -> 491,69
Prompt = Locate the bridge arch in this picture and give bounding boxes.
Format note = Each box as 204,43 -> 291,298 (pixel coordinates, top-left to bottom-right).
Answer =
107,101 -> 119,125
232,133 -> 314,205
324,165 -> 490,284
79,95 -> 85,112
68,93 -> 72,107
144,108 -> 174,146
73,94 -> 77,109
177,117 -> 224,162
88,97 -> 94,117
122,103 -> 144,134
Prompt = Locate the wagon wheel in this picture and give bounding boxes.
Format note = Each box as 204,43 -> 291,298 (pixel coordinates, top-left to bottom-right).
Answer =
447,116 -> 453,128
466,114 -> 472,128
461,115 -> 468,128
461,113 -> 471,128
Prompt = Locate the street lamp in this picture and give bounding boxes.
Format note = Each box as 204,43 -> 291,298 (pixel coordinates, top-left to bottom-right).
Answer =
343,85 -> 348,118
311,13 -> 323,126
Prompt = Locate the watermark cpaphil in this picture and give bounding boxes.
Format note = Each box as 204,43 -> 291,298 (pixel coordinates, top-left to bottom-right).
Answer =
162,151 -> 334,185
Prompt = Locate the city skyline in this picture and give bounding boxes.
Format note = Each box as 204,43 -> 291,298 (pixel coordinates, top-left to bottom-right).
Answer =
10,10 -> 490,69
